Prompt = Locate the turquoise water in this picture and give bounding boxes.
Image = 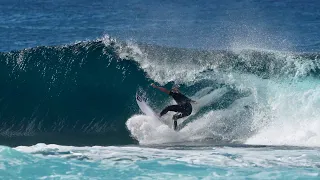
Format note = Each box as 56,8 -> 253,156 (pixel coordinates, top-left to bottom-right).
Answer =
0,144 -> 316,179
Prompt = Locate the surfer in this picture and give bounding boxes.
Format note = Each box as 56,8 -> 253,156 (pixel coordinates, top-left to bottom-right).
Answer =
151,83 -> 196,130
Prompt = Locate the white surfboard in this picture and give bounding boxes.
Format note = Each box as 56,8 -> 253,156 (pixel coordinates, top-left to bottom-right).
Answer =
136,92 -> 159,119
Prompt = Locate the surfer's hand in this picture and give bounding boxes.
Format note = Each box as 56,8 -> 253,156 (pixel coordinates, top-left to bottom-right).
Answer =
151,83 -> 156,88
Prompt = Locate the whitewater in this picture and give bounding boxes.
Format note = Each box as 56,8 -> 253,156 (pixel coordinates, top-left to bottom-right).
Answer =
0,144 -> 315,179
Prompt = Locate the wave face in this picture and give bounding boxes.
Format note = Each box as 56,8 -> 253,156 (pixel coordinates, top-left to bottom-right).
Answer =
1,36 -> 320,147
0,37 -> 150,146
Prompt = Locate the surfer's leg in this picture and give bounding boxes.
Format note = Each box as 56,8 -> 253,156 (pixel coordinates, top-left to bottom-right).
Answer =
173,120 -> 178,131
172,112 -> 188,131
172,104 -> 193,131
160,105 -> 184,117
160,105 -> 189,131
172,103 -> 192,120
173,113 -> 184,120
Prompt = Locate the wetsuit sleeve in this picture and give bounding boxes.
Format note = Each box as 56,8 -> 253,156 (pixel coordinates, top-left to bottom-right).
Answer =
183,96 -> 192,103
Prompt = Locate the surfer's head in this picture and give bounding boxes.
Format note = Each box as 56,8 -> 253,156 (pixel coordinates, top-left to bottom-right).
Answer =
171,84 -> 180,93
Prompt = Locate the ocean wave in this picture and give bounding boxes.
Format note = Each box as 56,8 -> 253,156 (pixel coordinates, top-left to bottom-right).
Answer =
0,36 -> 319,146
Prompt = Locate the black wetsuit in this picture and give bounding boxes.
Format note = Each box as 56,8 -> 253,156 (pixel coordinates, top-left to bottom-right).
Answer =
160,91 -> 193,130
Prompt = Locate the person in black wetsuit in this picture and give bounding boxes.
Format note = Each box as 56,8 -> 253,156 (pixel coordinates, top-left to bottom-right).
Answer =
151,83 -> 196,130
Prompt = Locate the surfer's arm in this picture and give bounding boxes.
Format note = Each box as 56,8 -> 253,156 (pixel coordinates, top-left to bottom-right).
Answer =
186,97 -> 197,104
151,83 -> 170,94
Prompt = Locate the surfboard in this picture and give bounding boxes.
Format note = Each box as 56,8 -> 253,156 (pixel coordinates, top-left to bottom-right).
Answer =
135,89 -> 181,130
136,92 -> 159,119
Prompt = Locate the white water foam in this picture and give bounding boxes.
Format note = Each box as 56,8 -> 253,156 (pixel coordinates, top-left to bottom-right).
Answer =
14,143 -> 320,169
247,79 -> 320,147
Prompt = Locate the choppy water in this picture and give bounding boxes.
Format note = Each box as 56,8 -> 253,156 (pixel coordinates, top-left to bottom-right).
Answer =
0,144 -> 315,179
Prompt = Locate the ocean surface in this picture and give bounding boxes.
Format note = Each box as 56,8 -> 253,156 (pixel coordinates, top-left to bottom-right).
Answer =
1,0 -> 320,179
